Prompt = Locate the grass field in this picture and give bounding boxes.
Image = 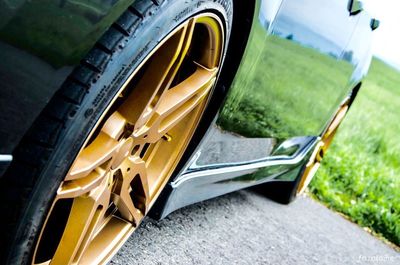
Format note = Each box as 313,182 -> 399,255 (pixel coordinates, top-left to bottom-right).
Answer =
218,22 -> 400,246
0,1 -> 132,66
309,58 -> 400,246
218,28 -> 352,142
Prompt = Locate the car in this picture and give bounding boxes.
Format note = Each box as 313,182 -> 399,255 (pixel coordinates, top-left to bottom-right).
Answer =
0,0 -> 377,264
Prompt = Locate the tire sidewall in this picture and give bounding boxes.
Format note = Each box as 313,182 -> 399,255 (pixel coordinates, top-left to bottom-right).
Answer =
9,0 -> 233,264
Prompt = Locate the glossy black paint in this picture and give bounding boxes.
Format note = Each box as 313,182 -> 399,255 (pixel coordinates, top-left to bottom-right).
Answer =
0,0 -> 135,154
155,0 -> 373,217
171,0 -> 372,171
0,0 -> 373,219
218,0 -> 355,152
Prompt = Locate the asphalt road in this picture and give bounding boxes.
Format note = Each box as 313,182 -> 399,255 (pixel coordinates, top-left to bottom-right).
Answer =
110,191 -> 399,265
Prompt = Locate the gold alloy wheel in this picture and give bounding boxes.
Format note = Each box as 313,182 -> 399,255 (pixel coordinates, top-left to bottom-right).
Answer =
296,101 -> 350,194
32,13 -> 224,265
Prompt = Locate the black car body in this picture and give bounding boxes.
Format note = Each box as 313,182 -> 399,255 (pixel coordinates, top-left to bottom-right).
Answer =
0,0 -> 375,263
0,0 -> 373,212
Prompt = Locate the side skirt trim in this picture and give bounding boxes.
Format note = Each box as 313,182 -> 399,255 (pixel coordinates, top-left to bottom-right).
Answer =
158,136 -> 318,218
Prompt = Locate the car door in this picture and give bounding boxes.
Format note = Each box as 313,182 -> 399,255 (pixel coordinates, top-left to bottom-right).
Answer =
193,0 -> 360,169
150,0 -> 370,217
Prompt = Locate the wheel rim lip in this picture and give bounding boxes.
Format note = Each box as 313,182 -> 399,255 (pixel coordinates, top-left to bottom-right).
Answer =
32,12 -> 225,265
296,103 -> 349,195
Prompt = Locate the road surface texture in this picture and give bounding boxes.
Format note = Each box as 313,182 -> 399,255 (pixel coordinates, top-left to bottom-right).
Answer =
110,191 -> 399,265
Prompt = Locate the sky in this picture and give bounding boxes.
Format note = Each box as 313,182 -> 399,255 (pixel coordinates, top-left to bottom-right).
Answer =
363,0 -> 400,69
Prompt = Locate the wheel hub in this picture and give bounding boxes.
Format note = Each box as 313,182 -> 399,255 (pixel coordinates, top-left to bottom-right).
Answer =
33,13 -> 224,265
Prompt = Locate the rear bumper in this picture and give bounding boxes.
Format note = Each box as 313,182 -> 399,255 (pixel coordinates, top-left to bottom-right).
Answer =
0,154 -> 12,177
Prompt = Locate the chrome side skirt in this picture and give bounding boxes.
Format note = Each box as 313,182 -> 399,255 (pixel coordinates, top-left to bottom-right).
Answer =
158,136 -> 317,218
0,154 -> 13,177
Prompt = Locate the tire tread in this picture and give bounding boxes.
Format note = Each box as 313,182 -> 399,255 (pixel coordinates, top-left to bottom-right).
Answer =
0,1 -> 160,263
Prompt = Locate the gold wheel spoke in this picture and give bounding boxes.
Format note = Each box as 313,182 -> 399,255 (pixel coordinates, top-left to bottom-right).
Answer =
298,102 -> 349,194
111,157 -> 148,224
67,133 -> 119,181
57,167 -> 108,200
324,105 -> 348,136
51,179 -> 110,265
119,19 -> 197,130
145,67 -> 217,142
102,111 -> 129,140
323,104 -> 349,149
34,13 -> 225,265
297,142 -> 324,194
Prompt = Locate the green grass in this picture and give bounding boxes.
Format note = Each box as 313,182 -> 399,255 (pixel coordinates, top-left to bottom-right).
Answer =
309,58 -> 400,246
217,22 -> 400,246
218,24 -> 353,142
3,3 -> 396,244
0,0 -> 132,66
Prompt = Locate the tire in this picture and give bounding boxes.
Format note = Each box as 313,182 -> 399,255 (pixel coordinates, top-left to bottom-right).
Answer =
0,1 -> 233,264
252,180 -> 299,204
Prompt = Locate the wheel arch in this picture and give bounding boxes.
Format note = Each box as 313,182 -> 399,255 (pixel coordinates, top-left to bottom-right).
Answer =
1,1 -> 252,263
149,0 -> 257,220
